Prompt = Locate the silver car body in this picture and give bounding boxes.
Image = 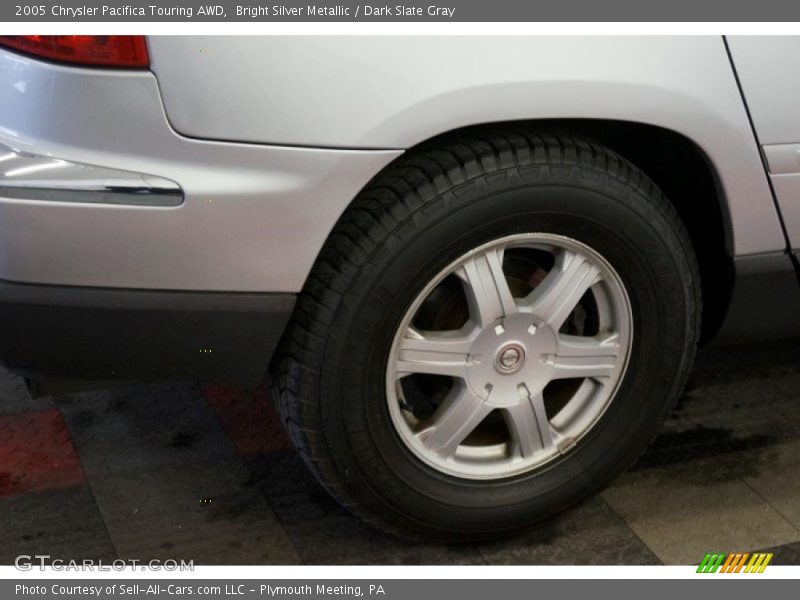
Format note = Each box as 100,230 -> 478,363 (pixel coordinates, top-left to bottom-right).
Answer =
0,35 -> 798,385
1,36 -> 798,294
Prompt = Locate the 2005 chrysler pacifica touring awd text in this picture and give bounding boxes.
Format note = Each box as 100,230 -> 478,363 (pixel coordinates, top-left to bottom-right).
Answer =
1,35 -> 799,540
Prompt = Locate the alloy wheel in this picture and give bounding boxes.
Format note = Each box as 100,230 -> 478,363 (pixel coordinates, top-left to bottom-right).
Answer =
386,233 -> 633,480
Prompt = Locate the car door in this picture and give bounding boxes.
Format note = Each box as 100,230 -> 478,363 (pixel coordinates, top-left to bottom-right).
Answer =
727,36 -> 800,253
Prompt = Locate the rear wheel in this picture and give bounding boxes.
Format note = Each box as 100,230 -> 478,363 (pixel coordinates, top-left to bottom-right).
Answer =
273,129 -> 700,540
386,232 -> 633,481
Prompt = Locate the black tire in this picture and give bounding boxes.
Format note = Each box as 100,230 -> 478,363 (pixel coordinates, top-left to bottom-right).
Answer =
272,128 -> 701,541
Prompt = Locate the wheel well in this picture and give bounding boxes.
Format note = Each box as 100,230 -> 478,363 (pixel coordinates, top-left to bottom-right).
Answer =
403,119 -> 735,345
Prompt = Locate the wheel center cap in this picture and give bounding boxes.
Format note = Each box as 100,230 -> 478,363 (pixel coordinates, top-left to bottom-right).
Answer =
496,343 -> 525,374
465,313 -> 558,404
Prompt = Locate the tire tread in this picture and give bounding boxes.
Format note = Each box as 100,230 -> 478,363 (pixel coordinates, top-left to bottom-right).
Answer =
272,127 -> 701,539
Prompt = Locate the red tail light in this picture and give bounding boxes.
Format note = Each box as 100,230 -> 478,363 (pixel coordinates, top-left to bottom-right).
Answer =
0,35 -> 149,68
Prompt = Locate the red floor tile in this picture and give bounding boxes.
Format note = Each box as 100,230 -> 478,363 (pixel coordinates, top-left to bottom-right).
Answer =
0,409 -> 85,498
203,385 -> 293,457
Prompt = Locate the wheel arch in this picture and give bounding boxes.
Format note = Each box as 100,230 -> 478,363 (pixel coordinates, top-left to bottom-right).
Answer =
519,119 -> 733,344
318,119 -> 734,344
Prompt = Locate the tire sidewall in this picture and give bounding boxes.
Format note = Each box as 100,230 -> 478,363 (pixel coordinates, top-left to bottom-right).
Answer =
318,167 -> 694,535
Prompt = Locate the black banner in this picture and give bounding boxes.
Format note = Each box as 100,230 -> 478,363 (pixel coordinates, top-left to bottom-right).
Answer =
5,0 -> 800,22
4,579 -> 796,600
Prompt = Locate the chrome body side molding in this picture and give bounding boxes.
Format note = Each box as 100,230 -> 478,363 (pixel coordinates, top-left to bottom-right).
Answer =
0,144 -> 182,207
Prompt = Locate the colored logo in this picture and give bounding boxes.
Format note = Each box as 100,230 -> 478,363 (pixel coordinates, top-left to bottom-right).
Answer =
697,552 -> 773,573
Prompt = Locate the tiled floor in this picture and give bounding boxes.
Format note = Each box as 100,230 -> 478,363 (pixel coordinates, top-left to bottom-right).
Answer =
1,340 -> 799,565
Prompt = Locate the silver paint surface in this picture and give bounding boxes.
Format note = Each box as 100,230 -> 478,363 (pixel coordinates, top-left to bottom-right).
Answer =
0,37 -> 793,291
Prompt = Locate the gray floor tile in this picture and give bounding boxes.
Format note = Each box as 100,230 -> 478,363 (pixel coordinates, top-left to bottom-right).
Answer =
249,453 -> 482,565
0,370 -> 52,416
0,483 -> 116,564
635,341 -> 800,470
55,382 -> 238,478
602,456 -> 800,565
89,458 -> 300,565
720,440 -> 800,530
478,496 -> 660,565
754,540 -> 800,565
